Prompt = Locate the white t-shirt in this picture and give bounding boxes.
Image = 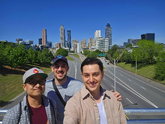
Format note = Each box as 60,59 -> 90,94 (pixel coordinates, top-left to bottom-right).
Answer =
97,93 -> 107,124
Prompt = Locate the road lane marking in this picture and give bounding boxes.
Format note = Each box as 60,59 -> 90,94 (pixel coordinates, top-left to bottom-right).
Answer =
126,98 -> 133,104
116,69 -> 165,94
120,74 -> 123,76
111,85 -> 114,88
141,86 -> 146,90
128,79 -> 131,81
73,62 -> 77,79
104,73 -> 159,108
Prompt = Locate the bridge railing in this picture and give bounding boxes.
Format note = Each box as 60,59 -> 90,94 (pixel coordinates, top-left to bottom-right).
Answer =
0,108 -> 165,123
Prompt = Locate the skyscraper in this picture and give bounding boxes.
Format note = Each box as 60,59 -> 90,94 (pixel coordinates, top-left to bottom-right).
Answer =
42,29 -> 47,46
16,38 -> 23,44
95,30 -> 101,39
60,25 -> 65,48
67,30 -> 71,49
105,22 -> 112,46
39,38 -> 42,45
141,33 -> 155,41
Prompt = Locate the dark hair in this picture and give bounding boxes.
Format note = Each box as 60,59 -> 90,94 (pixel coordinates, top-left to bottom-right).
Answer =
81,57 -> 103,73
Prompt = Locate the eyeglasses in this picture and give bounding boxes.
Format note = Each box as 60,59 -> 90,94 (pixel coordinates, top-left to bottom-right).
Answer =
26,79 -> 45,86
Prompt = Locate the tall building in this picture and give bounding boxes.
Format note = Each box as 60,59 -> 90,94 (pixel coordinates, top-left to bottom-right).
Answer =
67,30 -> 71,49
95,30 -> 101,39
39,38 -> 42,45
42,29 -> 47,46
141,33 -> 155,41
48,41 -> 52,48
16,38 -> 23,44
26,39 -> 33,45
105,22 -> 112,46
60,25 -> 65,48
57,43 -> 61,48
82,38 -> 87,48
96,38 -> 109,52
64,40 -> 68,48
54,43 -> 58,48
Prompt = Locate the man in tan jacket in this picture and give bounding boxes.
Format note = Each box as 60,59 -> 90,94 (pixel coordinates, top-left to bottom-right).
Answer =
64,57 -> 127,124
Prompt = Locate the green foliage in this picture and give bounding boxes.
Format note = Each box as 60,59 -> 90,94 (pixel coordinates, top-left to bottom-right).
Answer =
28,47 -> 37,64
0,42 -> 5,67
15,44 -> 27,66
68,50 -> 74,53
83,49 -> 103,58
121,51 -> 132,63
55,48 -> 68,57
83,50 -> 90,57
154,51 -> 165,80
113,51 -> 119,59
107,44 -> 119,57
37,48 -> 53,65
126,43 -> 132,48
131,40 -> 163,64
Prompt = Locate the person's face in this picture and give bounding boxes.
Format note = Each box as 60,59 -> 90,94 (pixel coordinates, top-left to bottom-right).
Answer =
23,75 -> 45,98
51,60 -> 69,81
81,64 -> 104,94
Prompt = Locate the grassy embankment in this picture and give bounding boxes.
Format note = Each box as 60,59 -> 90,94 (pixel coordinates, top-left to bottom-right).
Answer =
0,56 -> 74,107
71,54 -> 80,58
117,62 -> 165,84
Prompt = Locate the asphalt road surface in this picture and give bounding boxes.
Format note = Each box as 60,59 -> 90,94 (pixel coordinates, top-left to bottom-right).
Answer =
1,54 -> 165,121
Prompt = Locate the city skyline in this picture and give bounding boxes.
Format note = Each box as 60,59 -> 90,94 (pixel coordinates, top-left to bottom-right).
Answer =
1,0 -> 165,46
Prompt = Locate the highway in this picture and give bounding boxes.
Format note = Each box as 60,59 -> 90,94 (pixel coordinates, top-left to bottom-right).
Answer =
1,54 -> 165,120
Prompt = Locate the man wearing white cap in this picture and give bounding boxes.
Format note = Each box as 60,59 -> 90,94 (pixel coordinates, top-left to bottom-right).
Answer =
2,67 -> 57,124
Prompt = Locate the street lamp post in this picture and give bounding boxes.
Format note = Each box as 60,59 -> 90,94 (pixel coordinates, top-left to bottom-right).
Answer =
136,56 -> 137,74
114,59 -> 116,92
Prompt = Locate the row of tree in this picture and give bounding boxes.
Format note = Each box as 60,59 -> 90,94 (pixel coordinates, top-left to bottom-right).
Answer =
83,49 -> 104,58
0,42 -> 54,68
105,40 -> 165,81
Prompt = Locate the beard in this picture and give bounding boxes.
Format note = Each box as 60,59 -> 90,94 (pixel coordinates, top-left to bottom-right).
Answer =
55,74 -> 67,81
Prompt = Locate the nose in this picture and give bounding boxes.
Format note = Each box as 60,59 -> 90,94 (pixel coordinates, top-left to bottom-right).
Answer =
89,75 -> 94,82
35,83 -> 40,87
58,66 -> 62,71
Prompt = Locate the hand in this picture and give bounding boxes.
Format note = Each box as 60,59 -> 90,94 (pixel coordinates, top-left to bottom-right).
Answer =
111,90 -> 122,101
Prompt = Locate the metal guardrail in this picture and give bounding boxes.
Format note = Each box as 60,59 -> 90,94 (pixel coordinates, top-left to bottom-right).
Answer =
0,108 -> 165,123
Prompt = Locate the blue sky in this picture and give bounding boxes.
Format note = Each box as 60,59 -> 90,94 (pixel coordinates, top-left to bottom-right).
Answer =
1,0 -> 165,46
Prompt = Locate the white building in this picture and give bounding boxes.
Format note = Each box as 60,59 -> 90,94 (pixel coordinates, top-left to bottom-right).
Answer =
75,42 -> 80,53
26,39 -> 33,45
95,30 -> 101,39
96,38 -> 109,52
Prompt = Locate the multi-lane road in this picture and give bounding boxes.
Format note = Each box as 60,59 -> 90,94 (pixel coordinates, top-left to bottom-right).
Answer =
1,54 -> 165,120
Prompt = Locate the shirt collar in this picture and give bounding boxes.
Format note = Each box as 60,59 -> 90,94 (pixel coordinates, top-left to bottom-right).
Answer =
81,85 -> 110,100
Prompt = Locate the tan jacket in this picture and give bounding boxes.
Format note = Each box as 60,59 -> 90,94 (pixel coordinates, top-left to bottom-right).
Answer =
64,86 -> 127,124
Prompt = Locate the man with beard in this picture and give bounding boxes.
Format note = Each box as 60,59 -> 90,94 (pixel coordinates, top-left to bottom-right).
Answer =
44,55 -> 122,124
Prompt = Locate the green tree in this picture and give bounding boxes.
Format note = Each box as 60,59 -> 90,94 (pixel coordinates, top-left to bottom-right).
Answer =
3,46 -> 17,68
0,42 -> 5,67
107,44 -> 119,57
83,50 -> 90,57
154,51 -> 165,80
37,51 -> 44,64
126,43 -> 132,48
15,44 -> 27,66
113,51 -> 119,59
131,40 -> 163,64
55,48 -> 68,57
37,48 -> 53,65
28,47 -> 37,64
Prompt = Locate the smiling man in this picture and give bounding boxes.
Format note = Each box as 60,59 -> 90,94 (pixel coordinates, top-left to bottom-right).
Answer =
64,57 -> 127,124
44,55 -> 123,124
2,67 -> 57,124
